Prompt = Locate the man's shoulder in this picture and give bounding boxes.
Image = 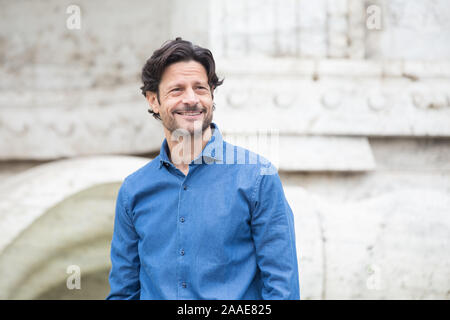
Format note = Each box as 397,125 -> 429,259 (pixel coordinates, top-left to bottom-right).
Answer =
121,155 -> 162,190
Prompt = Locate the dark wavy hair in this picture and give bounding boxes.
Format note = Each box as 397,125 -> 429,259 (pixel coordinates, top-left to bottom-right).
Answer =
140,37 -> 224,120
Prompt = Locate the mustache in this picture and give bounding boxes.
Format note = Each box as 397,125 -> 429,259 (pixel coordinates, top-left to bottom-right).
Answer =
173,104 -> 207,113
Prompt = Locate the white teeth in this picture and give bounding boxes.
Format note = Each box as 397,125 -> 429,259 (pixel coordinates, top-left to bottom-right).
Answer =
177,112 -> 201,115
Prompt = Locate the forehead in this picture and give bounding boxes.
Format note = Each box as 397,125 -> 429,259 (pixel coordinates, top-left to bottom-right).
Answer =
160,60 -> 208,86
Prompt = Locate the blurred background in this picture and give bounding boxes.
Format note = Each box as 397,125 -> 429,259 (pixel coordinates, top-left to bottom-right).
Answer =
0,0 -> 449,299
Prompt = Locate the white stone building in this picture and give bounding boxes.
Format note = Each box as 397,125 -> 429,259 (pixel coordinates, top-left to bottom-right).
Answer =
0,0 -> 449,299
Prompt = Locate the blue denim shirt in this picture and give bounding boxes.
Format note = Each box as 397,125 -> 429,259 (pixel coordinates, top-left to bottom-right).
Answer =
107,123 -> 300,300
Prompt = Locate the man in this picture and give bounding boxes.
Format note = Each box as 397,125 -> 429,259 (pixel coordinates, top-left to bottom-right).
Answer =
107,38 -> 300,300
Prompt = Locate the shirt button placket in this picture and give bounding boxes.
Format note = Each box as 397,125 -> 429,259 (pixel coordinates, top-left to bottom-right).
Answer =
179,181 -> 189,297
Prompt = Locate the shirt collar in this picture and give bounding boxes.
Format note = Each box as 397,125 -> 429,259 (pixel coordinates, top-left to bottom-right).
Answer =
158,122 -> 223,169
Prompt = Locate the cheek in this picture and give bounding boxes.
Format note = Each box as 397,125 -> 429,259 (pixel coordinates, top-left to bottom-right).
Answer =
160,100 -> 179,115
202,97 -> 214,109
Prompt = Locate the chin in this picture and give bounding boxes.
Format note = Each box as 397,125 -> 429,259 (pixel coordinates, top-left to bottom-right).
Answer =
181,118 -> 211,133
183,123 -> 205,136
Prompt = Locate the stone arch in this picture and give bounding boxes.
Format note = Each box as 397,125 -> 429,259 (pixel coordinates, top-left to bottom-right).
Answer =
0,156 -> 149,299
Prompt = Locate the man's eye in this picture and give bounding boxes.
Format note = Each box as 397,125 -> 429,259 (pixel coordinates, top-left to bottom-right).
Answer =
170,88 -> 181,92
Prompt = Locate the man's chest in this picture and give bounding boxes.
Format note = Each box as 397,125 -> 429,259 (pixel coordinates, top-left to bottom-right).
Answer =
131,173 -> 256,255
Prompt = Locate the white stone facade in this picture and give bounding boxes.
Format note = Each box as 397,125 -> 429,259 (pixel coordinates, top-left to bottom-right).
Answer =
0,0 -> 449,299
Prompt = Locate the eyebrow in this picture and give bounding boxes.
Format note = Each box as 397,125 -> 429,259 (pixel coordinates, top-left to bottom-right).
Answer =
165,81 -> 209,91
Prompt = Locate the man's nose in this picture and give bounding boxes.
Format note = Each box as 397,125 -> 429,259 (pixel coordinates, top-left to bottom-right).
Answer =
182,87 -> 199,105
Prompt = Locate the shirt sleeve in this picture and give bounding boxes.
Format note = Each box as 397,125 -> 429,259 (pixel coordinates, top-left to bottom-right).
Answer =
106,181 -> 141,300
250,164 -> 300,300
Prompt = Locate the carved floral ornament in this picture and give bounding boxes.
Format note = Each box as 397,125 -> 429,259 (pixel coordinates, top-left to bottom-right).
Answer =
3,90 -> 449,139
321,90 -> 343,110
222,86 -> 450,113
273,94 -> 296,108
227,91 -> 296,109
411,92 -> 450,110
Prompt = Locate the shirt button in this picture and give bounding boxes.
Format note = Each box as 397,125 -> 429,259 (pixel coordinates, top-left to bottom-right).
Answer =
180,217 -> 185,223
183,185 -> 187,190
182,282 -> 187,288
180,249 -> 185,256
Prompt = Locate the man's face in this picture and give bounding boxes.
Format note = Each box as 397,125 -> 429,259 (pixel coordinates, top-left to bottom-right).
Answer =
147,60 -> 214,135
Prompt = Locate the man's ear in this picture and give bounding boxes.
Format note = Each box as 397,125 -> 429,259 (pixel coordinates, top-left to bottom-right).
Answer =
145,91 -> 160,114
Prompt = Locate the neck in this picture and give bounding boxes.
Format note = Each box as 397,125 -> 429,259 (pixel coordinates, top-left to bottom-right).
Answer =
165,125 -> 212,173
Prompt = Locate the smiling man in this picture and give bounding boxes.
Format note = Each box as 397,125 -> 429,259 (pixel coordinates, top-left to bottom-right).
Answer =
106,38 -> 300,300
